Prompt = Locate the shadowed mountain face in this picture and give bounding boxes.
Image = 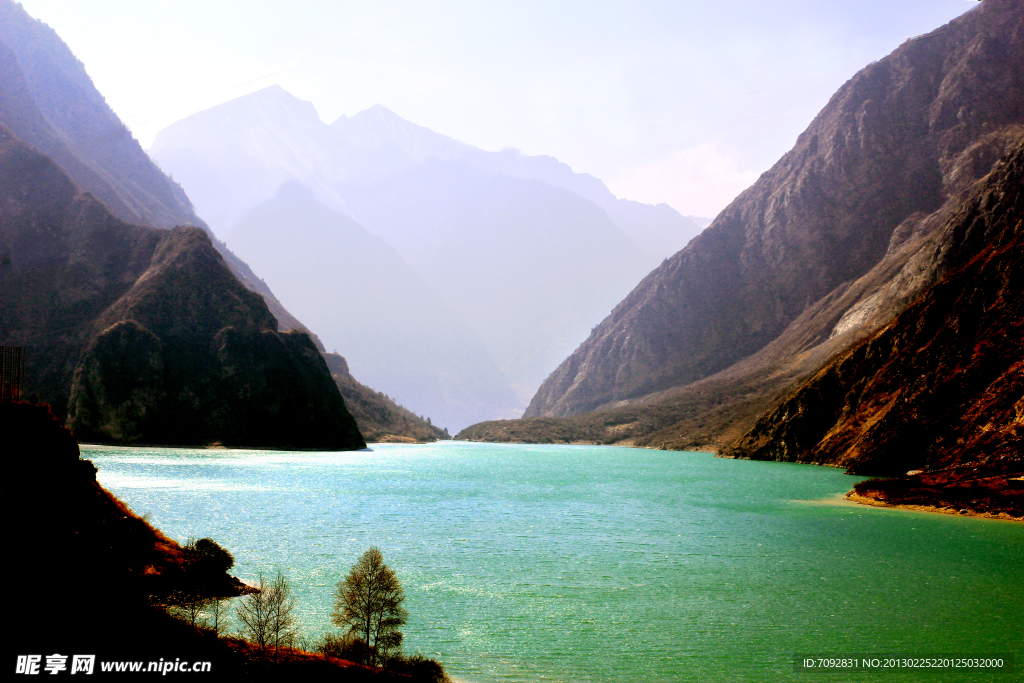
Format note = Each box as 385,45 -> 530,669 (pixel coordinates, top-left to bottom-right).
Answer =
0,3 -> 442,442
226,183 -> 519,432
525,0 -> 1024,420
0,125 -> 364,449
149,86 -> 701,415
0,0 -> 316,336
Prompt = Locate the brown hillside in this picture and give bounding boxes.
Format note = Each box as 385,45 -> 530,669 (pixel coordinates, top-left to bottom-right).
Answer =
722,137 -> 1024,489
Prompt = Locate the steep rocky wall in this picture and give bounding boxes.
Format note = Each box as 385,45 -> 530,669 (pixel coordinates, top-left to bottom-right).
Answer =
722,136 -> 1024,477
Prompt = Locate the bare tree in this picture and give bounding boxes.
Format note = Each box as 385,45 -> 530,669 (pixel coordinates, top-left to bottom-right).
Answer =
332,547 -> 407,666
203,597 -> 232,636
236,572 -> 271,654
267,570 -> 298,661
236,570 -> 298,659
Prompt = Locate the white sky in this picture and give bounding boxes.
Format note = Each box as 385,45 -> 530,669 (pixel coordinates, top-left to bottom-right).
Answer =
19,0 -> 977,217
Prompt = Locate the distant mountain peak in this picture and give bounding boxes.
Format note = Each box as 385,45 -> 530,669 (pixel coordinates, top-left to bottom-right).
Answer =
330,103 -> 470,158
150,85 -> 324,156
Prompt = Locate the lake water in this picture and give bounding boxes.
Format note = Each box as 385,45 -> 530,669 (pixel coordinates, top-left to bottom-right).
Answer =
84,441 -> 1023,682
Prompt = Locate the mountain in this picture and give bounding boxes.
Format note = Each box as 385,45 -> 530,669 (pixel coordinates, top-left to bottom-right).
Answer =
149,87 -> 700,413
0,0 -> 316,337
722,135 -> 1024,481
1,1 -> 441,443
0,123 -> 364,448
461,0 -> 1024,495
522,0 -> 1024,424
337,159 -> 656,404
226,183 -> 519,432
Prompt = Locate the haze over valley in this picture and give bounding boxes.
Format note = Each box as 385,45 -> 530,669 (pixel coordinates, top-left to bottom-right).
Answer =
147,88 -> 700,430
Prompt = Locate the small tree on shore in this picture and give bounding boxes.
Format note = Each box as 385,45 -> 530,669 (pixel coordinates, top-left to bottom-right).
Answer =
236,572 -> 272,654
203,597 -> 232,636
332,547 -> 407,666
236,570 -> 298,659
267,570 -> 297,661
171,536 -> 234,628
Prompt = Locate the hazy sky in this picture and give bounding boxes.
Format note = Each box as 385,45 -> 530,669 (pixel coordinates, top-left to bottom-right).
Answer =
20,0 -> 977,217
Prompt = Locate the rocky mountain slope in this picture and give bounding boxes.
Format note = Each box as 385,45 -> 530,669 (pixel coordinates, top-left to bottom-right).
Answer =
149,86 -> 700,414
722,135 -> 1023,486
462,0 -> 1023,479
522,0 -> 1023,424
0,0 -> 313,336
460,135 -> 1024,517
0,124 -> 364,448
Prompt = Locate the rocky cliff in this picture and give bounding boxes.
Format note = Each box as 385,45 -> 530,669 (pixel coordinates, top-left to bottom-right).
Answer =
722,136 -> 1024,495
525,0 -> 1024,421
0,125 -> 364,448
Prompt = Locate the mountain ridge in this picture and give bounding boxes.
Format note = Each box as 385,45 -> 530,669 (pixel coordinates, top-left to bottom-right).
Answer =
523,0 -> 1024,421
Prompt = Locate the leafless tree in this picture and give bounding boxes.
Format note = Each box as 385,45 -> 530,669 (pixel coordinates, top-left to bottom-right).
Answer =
332,546 -> 407,666
236,572 -> 271,654
202,597 -> 232,636
236,570 -> 298,659
267,570 -> 298,661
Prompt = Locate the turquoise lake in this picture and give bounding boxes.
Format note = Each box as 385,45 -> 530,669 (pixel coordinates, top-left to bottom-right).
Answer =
84,441 -> 1023,682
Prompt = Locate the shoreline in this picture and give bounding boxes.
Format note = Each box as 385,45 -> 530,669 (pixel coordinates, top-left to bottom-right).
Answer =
844,491 -> 1023,522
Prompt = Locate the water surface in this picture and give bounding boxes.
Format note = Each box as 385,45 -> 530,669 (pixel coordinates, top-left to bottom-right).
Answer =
85,442 -> 1023,682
